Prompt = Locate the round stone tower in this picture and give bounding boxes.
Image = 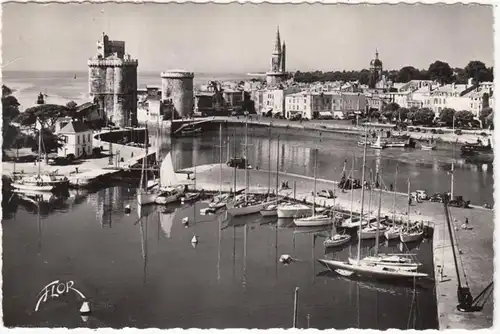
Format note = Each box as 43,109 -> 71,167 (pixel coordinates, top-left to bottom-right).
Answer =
161,70 -> 194,118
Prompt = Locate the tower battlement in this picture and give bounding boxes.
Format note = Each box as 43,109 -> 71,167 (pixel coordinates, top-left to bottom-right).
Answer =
88,58 -> 139,67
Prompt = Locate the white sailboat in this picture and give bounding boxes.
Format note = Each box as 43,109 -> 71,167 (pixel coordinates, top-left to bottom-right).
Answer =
277,203 -> 311,218
294,148 -> 331,227
318,127 -> 429,280
12,118 -> 68,192
400,179 -> 424,243
421,137 -> 436,150
261,127 -> 280,217
137,124 -> 159,205
371,135 -> 386,149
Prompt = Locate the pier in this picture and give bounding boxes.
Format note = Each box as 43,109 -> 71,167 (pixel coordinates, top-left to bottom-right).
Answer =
189,163 -> 494,330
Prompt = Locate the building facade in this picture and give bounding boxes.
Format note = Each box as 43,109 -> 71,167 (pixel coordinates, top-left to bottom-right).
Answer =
57,121 -> 93,158
266,27 -> 287,87
88,33 -> 138,128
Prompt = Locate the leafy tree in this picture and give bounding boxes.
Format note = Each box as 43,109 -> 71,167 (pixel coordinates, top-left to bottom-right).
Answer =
480,107 -> 493,119
464,61 -> 489,84
482,92 -> 490,109
428,61 -> 453,85
394,107 -> 409,122
17,104 -> 69,130
413,108 -> 435,126
2,86 -> 21,152
397,66 -> 420,83
438,108 -> 456,126
30,128 -> 65,154
381,102 -> 399,119
454,110 -> 474,126
453,67 -> 468,84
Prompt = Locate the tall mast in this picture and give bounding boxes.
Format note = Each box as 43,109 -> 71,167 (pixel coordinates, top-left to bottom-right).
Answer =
357,127 -> 368,264
407,178 -> 411,228
267,125 -> 272,196
350,155 -> 354,223
375,167 -> 383,256
244,116 -> 248,203
232,133 -> 237,196
37,118 -> 42,177
393,164 -> 398,223
312,148 -> 318,214
219,123 -> 223,194
276,135 -> 280,195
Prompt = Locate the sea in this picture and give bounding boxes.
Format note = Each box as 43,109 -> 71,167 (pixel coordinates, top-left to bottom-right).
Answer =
1,70 -> 251,112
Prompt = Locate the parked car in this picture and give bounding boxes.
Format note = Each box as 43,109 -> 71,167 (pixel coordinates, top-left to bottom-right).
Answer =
227,157 -> 248,169
430,193 -> 444,203
480,132 -> 489,137
436,129 -> 445,134
48,157 -> 71,166
448,196 -> 471,208
317,189 -> 336,199
455,129 -> 462,135
416,190 -> 428,200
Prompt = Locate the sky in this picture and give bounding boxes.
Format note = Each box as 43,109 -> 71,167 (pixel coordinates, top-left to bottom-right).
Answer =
1,2 -> 494,74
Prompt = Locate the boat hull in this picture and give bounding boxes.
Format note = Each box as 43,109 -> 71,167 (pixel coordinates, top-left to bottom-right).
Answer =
228,200 -> 275,217
400,231 -> 424,243
384,228 -> 401,240
277,205 -> 311,218
294,215 -> 332,227
347,256 -> 420,270
324,235 -> 351,247
155,194 -> 179,205
358,228 -> 387,240
12,183 -> 55,192
317,259 -> 428,280
137,192 -> 158,206
260,209 -> 277,217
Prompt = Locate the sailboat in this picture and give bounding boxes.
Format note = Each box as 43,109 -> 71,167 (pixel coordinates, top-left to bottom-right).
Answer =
350,170 -> 422,270
341,157 -> 370,229
226,116 -> 274,216
317,127 -> 429,281
294,148 -> 332,227
209,124 -> 230,211
421,137 -> 436,150
261,127 -> 280,217
371,135 -> 386,149
399,179 -> 424,243
323,200 -> 351,247
384,164 -> 401,240
137,125 -> 160,205
12,118 -> 69,192
358,170 -> 387,240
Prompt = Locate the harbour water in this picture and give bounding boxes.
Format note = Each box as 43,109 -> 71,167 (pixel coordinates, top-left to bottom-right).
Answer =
2,186 -> 437,329
168,127 -> 494,206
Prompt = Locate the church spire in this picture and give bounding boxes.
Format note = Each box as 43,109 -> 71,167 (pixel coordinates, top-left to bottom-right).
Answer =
273,25 -> 281,54
375,48 -> 379,59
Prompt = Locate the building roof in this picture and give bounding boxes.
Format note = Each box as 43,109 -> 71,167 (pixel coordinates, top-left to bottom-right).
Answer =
59,121 -> 90,134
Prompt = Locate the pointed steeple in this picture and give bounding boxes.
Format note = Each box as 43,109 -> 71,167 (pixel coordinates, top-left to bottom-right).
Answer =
375,49 -> 379,59
273,25 -> 281,54
281,41 -> 286,73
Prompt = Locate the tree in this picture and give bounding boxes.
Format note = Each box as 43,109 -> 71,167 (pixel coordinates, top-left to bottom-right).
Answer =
2,85 -> 21,152
464,60 -> 489,84
480,107 -> 493,119
397,66 -> 420,83
382,102 -> 399,119
30,128 -> 65,154
454,110 -> 474,126
482,92 -> 490,109
413,108 -> 435,126
439,108 -> 456,126
17,104 -> 69,130
428,61 -> 453,85
394,107 -> 410,122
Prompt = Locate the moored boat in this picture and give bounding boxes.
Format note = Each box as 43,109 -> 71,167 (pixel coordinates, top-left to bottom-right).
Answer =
294,214 -> 331,227
323,233 -> 351,248
277,203 -> 311,218
260,204 -> 277,216
384,225 -> 401,240
348,255 -> 421,269
358,223 -> 387,240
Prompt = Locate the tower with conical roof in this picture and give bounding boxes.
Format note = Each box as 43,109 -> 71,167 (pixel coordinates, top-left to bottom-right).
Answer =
266,26 -> 287,87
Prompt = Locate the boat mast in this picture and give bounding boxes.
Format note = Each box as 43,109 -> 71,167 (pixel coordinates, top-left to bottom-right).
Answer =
232,133 -> 236,197
139,123 -> 147,191
276,135 -> 280,197
357,126 -> 368,264
350,155 -> 354,223
219,123 -> 223,194
393,164 -> 398,223
267,125 -> 272,196
244,115 -> 249,204
407,178 -> 411,228
37,117 -> 42,177
312,148 -> 318,214
375,167 -> 383,256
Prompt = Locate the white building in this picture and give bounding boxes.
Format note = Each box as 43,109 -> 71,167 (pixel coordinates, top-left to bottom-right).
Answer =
263,87 -> 301,116
56,121 -> 93,158
285,92 -> 312,119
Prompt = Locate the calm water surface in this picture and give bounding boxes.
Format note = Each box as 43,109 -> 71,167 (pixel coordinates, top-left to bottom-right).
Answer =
2,186 -> 437,329
167,127 -> 493,205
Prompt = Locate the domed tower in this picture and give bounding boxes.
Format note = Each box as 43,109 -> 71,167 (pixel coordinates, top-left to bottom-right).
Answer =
369,49 -> 383,89
266,26 -> 287,87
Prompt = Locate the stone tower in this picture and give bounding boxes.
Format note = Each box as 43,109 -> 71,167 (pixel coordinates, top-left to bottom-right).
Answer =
369,49 -> 383,89
266,26 -> 287,87
161,70 -> 194,119
88,33 -> 138,127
